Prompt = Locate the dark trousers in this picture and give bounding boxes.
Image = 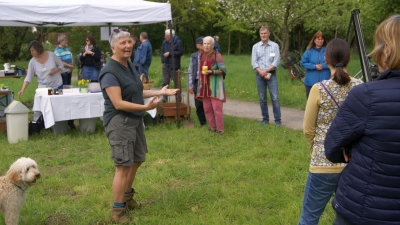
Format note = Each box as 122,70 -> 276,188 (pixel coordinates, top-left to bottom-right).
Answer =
162,64 -> 179,101
61,72 -> 72,85
194,95 -> 207,125
305,85 -> 312,99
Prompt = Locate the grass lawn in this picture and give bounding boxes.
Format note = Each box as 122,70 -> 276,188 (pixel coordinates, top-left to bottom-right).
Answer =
0,54 -> 361,224
0,116 -> 337,225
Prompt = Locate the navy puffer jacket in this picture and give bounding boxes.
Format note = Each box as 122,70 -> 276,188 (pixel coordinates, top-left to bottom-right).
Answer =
325,69 -> 400,225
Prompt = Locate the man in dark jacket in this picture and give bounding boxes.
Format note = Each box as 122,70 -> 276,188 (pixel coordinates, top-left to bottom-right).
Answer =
188,36 -> 206,126
324,14 -> 400,225
161,29 -> 183,102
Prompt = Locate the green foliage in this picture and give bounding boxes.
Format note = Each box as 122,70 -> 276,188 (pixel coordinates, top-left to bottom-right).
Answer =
0,27 -> 36,62
359,0 -> 400,43
0,1 -> 396,62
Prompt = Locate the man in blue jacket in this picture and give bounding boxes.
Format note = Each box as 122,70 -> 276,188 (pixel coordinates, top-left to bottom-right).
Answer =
161,29 -> 183,102
134,32 -> 152,81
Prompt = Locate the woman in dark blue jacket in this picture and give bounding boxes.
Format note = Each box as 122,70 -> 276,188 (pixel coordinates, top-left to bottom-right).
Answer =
301,31 -> 330,98
324,15 -> 400,225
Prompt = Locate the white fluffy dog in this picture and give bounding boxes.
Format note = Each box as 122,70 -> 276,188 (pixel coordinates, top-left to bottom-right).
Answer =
0,157 -> 40,225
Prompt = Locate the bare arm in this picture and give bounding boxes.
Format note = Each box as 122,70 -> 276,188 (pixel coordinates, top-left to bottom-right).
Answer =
142,85 -> 179,98
105,86 -> 159,112
18,81 -> 30,98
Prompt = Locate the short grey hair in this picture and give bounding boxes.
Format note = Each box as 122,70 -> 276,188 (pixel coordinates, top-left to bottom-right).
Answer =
109,29 -> 131,47
260,26 -> 270,33
165,29 -> 175,37
203,36 -> 215,45
57,34 -> 67,43
140,32 -> 148,40
213,35 -> 219,41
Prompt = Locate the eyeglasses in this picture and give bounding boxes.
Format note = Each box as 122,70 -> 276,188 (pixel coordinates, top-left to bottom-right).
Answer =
112,28 -> 128,34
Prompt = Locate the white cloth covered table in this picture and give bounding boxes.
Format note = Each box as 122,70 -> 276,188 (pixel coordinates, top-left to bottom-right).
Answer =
33,93 -> 157,129
33,93 -> 104,129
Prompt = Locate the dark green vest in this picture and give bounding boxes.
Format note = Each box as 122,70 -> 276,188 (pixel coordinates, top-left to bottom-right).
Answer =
99,58 -> 144,126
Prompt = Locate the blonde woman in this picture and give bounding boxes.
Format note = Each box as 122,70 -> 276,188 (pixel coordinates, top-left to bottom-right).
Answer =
325,15 -> 400,225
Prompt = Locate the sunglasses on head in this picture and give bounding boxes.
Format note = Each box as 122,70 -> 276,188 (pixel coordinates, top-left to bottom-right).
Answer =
112,28 -> 128,34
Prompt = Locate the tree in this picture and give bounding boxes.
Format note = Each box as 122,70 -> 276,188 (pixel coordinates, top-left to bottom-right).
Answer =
217,0 -> 360,59
0,27 -> 36,62
168,0 -> 221,53
359,0 -> 400,43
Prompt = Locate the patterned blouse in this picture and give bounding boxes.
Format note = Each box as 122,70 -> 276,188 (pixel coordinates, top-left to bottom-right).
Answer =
303,78 -> 363,173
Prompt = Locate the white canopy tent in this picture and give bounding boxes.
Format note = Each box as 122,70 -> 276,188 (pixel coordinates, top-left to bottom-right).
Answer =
0,0 -> 172,27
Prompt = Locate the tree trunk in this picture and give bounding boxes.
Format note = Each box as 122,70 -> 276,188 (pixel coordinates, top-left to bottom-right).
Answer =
279,3 -> 291,60
228,32 -> 231,56
130,26 -> 137,38
238,35 -> 241,54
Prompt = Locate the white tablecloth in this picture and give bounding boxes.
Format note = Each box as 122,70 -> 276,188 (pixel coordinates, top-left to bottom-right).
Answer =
33,93 -> 156,129
33,93 -> 104,128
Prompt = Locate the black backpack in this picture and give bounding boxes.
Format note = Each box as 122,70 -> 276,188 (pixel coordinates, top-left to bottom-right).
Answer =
28,115 -> 45,135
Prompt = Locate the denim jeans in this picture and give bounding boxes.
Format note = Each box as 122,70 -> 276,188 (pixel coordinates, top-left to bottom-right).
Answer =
82,66 -> 100,82
305,85 -> 312,99
256,72 -> 281,122
61,72 -> 72,85
139,64 -> 150,81
298,172 -> 341,225
333,213 -> 355,225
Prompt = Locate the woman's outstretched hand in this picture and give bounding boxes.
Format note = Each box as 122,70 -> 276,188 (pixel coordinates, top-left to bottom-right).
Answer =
161,85 -> 179,96
145,96 -> 160,110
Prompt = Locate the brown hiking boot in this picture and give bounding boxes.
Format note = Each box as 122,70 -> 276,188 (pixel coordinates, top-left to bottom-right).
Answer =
124,190 -> 141,210
110,207 -> 131,223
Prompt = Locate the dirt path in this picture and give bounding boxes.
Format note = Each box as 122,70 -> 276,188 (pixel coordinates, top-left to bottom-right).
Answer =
170,92 -> 304,131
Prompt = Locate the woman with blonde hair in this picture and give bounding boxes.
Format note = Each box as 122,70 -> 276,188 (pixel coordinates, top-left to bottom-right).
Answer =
325,14 -> 400,225
301,31 -> 331,98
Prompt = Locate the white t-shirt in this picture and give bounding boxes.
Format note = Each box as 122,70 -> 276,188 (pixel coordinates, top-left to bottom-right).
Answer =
25,51 -> 63,88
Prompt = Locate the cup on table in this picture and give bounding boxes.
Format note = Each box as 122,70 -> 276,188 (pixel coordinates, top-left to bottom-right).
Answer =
202,66 -> 208,75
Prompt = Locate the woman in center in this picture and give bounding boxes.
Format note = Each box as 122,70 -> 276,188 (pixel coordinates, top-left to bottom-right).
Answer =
297,38 -> 362,225
196,36 -> 227,134
99,28 -> 178,223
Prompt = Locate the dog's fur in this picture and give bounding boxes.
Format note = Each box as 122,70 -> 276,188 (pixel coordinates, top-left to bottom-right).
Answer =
0,157 -> 40,225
